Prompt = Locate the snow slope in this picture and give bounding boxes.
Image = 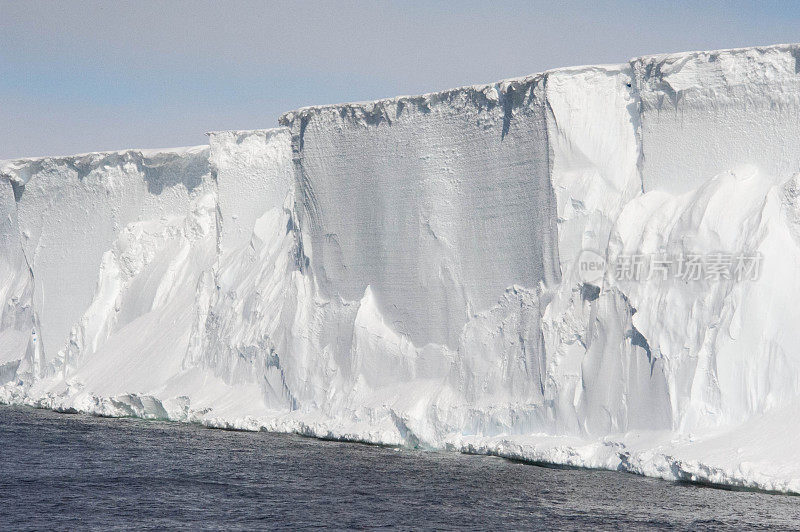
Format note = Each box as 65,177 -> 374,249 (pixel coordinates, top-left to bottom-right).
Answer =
3,43 -> 800,493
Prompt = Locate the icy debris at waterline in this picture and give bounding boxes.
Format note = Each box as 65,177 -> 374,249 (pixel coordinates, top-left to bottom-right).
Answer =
3,43 -> 800,493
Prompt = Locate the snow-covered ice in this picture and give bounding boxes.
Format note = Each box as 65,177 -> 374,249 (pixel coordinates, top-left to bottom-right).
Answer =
3,43 -> 800,493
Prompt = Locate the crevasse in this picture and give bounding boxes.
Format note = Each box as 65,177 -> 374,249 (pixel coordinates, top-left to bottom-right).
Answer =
2,44 -> 800,493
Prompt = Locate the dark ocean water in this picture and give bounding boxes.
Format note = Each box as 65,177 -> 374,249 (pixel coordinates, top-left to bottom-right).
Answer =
0,406 -> 798,530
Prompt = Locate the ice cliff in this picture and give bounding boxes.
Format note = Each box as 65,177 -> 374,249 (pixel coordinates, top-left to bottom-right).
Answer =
3,44 -> 800,492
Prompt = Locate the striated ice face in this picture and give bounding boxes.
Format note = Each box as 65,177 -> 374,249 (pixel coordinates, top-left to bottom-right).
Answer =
3,43 -> 800,493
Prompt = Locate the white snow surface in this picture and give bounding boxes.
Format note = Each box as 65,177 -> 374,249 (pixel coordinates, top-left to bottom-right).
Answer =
3,43 -> 800,493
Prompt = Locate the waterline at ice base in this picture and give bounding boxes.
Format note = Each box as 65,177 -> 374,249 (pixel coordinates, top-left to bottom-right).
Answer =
3,44 -> 800,493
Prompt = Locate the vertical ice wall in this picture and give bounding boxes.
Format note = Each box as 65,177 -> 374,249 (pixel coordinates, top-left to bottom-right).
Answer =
278,65 -> 671,437
545,66 -> 641,266
195,129 -> 299,401
634,44 -> 800,194
0,148 -> 213,379
614,44 -> 800,431
540,65 -> 672,435
280,79 -> 560,349
209,129 -> 295,254
0,176 -> 34,382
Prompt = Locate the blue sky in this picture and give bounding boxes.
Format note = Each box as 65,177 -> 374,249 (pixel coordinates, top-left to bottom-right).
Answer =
2,0 -> 800,158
